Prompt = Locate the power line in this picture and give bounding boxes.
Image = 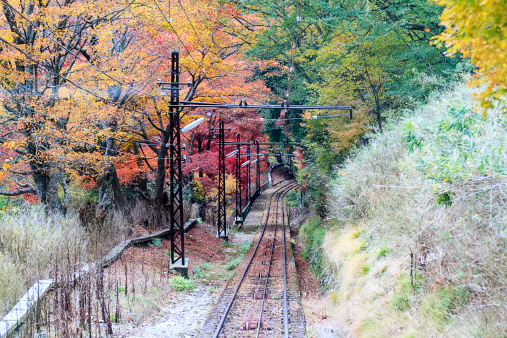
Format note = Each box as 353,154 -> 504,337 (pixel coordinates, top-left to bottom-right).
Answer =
178,56 -> 313,104
173,0 -> 268,105
204,111 -> 351,121
8,1 -> 315,110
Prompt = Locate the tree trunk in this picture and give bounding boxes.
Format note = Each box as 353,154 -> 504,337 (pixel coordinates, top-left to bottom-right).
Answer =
31,161 -> 61,212
96,165 -> 127,214
153,144 -> 169,207
133,144 -> 148,192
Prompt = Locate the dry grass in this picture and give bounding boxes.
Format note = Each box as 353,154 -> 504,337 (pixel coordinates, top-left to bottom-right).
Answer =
0,205 -> 88,316
321,84 -> 507,337
0,199 -> 132,317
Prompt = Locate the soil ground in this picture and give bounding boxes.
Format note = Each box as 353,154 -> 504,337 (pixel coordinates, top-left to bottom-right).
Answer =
104,222 -> 255,337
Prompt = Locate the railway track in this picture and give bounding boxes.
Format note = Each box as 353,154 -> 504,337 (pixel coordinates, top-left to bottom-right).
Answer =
212,182 -> 299,338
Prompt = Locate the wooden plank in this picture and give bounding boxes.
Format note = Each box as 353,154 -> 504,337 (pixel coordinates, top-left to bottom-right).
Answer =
0,280 -> 53,337
1,219 -> 198,336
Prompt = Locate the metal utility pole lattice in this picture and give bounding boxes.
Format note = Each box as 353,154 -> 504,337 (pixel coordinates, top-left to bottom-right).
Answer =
235,134 -> 242,224
168,50 -> 186,273
256,140 -> 260,192
217,120 -> 227,239
246,140 -> 251,202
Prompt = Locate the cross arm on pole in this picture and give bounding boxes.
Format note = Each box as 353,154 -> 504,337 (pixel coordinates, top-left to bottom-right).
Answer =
179,101 -> 352,111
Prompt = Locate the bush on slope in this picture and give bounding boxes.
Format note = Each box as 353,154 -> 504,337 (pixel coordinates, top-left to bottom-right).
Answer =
321,84 -> 506,337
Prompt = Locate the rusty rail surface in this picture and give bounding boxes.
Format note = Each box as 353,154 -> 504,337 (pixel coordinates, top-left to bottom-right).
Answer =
213,182 -> 298,337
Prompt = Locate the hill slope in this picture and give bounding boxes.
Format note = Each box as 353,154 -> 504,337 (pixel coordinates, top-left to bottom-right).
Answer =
303,84 -> 507,337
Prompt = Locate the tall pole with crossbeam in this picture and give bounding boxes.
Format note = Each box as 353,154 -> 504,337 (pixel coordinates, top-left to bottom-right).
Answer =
256,140 -> 261,192
216,119 -> 228,239
167,50 -> 187,276
246,140 -> 251,203
235,133 -> 242,225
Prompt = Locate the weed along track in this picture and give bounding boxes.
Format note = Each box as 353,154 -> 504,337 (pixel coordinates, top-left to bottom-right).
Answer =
200,181 -> 307,337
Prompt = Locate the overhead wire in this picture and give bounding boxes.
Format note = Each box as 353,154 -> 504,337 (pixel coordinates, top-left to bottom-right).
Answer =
8,0 -> 316,107
0,72 -> 169,148
2,97 -> 189,161
174,0 -> 269,105
153,0 -> 266,107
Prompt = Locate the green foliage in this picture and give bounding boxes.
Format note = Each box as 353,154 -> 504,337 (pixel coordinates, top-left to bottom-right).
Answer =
299,217 -> 327,278
221,240 -> 232,248
231,0 -> 466,208
226,256 -> 242,271
285,189 -> 301,208
183,181 -> 206,204
197,262 -> 213,271
148,238 -> 162,248
194,262 -> 213,279
110,313 -> 121,323
323,85 -> 506,335
422,286 -> 470,326
238,241 -> 252,255
219,271 -> 234,280
391,274 -> 415,312
0,196 -> 9,211
169,276 -> 196,292
403,102 -> 507,195
377,246 -> 390,258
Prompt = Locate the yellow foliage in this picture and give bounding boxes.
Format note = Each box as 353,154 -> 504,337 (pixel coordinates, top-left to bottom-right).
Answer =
432,0 -> 507,109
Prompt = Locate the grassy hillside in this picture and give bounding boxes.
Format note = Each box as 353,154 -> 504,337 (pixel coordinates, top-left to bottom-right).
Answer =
305,83 -> 506,336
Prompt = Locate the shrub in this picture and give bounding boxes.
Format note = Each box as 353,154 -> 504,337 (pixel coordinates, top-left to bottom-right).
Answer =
226,256 -> 242,271
169,276 -> 196,292
149,238 -> 162,248
238,241 -> 252,254
322,84 -> 507,335
221,240 -> 232,248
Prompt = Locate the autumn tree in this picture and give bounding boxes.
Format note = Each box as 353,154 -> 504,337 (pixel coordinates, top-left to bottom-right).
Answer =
0,0 -> 148,211
432,0 -> 507,109
128,0 -> 270,210
0,0 -> 269,216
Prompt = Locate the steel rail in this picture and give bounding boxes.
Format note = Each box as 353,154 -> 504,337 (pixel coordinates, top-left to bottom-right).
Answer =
281,184 -> 292,337
255,183 -> 296,337
212,182 -> 298,338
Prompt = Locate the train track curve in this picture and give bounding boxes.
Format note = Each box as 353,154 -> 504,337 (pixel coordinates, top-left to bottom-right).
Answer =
201,181 -> 306,337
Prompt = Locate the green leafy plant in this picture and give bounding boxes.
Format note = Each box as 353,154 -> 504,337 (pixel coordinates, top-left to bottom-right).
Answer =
377,247 -> 389,258
226,256 -> 243,271
149,238 -> 162,248
239,241 -> 252,254
221,240 -> 232,248
194,262 -> 213,279
170,276 -> 196,292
